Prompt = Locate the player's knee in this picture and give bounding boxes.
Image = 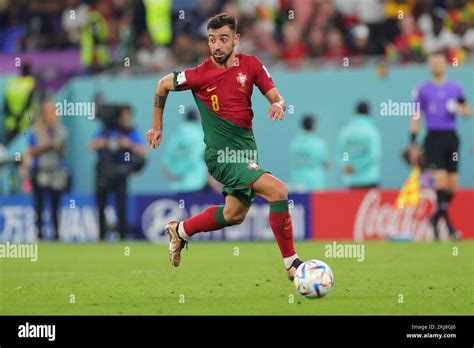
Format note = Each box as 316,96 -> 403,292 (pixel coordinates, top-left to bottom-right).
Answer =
224,211 -> 246,225
227,216 -> 246,225
270,184 -> 288,202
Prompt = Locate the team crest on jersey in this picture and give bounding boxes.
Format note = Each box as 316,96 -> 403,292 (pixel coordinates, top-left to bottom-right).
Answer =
237,72 -> 247,88
247,162 -> 259,171
176,71 -> 187,85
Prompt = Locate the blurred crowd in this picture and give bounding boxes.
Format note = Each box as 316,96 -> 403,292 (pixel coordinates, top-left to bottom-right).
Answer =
0,0 -> 473,71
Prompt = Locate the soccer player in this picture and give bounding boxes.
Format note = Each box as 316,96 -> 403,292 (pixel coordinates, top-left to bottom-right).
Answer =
146,13 -> 303,280
409,51 -> 471,240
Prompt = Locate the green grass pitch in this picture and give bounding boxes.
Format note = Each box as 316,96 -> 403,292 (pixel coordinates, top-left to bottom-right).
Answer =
1,241 -> 473,315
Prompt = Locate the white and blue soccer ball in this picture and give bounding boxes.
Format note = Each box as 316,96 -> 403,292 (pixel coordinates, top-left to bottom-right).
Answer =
293,259 -> 334,299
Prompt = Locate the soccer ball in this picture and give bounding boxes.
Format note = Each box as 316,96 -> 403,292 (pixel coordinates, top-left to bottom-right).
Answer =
293,259 -> 334,299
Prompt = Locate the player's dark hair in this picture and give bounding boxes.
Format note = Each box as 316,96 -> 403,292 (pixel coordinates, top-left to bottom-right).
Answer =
429,49 -> 448,60
207,13 -> 238,33
356,101 -> 370,115
302,114 -> 315,131
121,105 -> 132,114
118,105 -> 133,130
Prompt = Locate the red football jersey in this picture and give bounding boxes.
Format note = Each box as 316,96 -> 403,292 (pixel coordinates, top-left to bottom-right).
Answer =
173,53 -> 275,130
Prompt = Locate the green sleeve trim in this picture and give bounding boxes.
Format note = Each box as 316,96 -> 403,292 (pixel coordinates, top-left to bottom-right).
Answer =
269,200 -> 289,213
172,71 -> 179,90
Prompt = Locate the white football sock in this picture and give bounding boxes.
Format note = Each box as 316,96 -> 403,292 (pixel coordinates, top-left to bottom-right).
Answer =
284,254 -> 299,269
177,222 -> 189,241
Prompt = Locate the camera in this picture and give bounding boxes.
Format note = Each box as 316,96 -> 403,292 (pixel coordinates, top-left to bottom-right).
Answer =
96,103 -> 125,130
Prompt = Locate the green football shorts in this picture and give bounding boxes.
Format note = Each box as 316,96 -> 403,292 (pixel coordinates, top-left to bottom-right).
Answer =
206,156 -> 269,207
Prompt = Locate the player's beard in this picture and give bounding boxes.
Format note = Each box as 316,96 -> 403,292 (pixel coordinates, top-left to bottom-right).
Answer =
213,48 -> 233,65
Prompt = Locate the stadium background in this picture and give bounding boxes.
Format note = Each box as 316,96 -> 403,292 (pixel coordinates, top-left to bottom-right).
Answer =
0,0 -> 473,243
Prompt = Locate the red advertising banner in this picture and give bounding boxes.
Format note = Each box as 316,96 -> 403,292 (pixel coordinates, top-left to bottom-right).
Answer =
311,189 -> 474,241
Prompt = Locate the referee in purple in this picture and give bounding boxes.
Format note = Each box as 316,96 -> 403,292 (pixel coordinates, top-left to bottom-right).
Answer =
409,51 -> 471,240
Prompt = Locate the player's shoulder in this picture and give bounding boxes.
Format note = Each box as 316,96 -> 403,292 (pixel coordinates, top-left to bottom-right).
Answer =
446,80 -> 463,90
416,81 -> 432,91
237,53 -> 264,66
314,134 -> 328,147
195,57 -> 212,72
180,57 -> 212,74
237,53 -> 257,60
413,81 -> 432,98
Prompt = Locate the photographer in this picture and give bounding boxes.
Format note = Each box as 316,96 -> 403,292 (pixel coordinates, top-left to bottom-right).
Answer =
90,105 -> 146,241
28,100 -> 70,241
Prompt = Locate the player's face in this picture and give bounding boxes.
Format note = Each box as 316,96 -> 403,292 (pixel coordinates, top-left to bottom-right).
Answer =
208,26 -> 239,65
429,54 -> 447,76
119,109 -> 132,127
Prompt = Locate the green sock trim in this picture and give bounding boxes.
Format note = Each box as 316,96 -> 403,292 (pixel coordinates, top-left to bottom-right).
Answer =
216,206 -> 233,227
270,200 -> 289,213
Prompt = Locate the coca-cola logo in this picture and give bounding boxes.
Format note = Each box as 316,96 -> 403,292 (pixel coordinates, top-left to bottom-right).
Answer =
354,189 -> 444,241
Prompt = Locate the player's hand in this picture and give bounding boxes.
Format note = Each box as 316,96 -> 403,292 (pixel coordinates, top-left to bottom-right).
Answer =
90,137 -> 106,151
117,136 -> 131,149
146,128 -> 162,149
268,103 -> 284,121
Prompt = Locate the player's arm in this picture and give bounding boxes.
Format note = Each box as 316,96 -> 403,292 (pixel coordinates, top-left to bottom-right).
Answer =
147,73 -> 175,149
410,84 -> 423,147
454,84 -> 471,118
265,87 -> 286,121
457,99 -> 471,118
410,112 -> 421,143
407,113 -> 421,166
89,136 -> 107,150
